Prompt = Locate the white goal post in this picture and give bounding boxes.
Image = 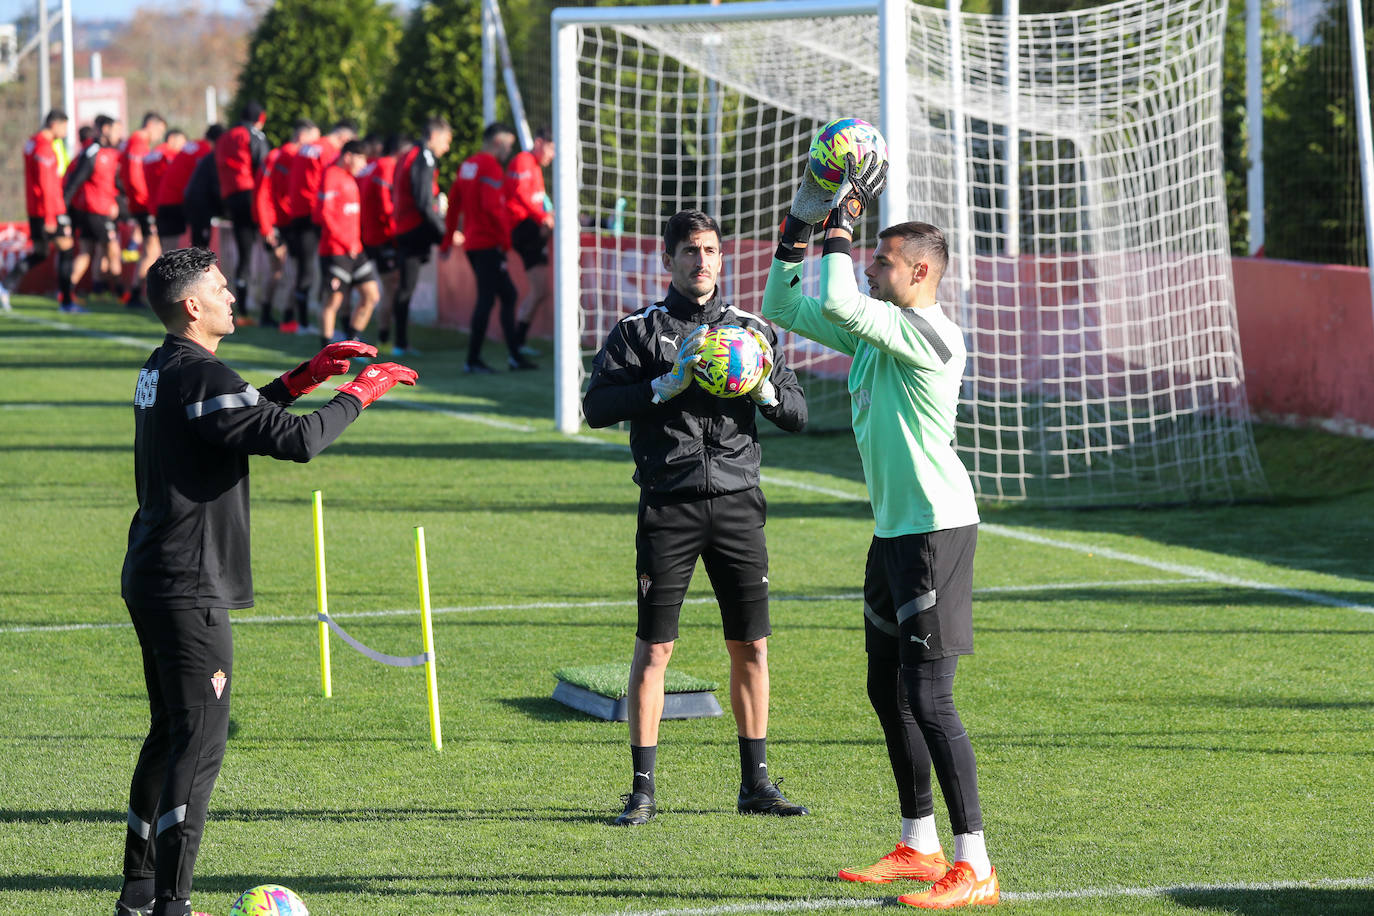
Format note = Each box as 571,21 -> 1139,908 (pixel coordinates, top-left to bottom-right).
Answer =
551,0 -> 1267,506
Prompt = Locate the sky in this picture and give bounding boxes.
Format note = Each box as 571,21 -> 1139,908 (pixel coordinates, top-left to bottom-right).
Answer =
2,0 -> 254,19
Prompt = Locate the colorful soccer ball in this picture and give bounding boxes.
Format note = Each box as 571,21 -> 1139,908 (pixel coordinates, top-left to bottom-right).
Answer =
228,884 -> 310,916
694,325 -> 766,398
808,118 -> 889,193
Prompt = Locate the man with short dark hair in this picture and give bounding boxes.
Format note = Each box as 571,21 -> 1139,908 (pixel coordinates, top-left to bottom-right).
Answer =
283,119 -> 358,334
762,156 -> 1000,909
253,118 -> 319,328
446,122 -> 526,372
12,109 -> 76,310
65,114 -> 122,298
390,117 -> 451,357
314,139 -> 380,347
117,246 -> 417,916
154,125 -> 222,249
505,127 -> 555,354
583,209 -> 810,827
121,112 -> 168,309
214,101 -> 270,314
359,134 -> 413,346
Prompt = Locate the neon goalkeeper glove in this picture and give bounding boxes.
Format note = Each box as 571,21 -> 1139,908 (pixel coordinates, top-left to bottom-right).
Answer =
745,327 -> 778,407
651,324 -> 708,405
826,151 -> 888,236
337,361 -> 418,408
282,340 -> 379,398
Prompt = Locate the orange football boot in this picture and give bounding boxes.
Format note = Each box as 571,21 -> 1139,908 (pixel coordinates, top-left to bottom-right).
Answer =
898,861 -> 999,908
838,843 -> 951,883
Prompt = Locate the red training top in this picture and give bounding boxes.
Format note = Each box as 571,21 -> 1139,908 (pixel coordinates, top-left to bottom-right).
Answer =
71,145 -> 121,216
156,139 -> 215,210
215,123 -> 264,196
391,145 -> 439,238
121,129 -> 153,214
143,142 -> 179,208
503,150 -> 548,225
313,163 -> 362,256
358,155 -> 398,248
445,151 -> 511,252
23,130 -> 65,222
285,136 -> 341,223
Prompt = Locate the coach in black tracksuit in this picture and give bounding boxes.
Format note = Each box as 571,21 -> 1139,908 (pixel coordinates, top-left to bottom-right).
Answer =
582,210 -> 809,827
117,247 -> 417,916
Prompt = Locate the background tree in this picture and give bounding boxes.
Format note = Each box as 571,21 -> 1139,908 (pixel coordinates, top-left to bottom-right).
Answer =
231,0 -> 402,145
371,0 -> 485,189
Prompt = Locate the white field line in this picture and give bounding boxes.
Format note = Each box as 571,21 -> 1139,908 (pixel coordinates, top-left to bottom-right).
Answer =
7,308 -> 1371,615
0,579 -> 1200,636
1,309 -> 161,350
981,522 -> 1374,614
621,876 -> 1374,915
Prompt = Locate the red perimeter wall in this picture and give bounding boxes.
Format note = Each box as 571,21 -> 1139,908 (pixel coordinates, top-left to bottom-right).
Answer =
5,222 -> 1373,435
1231,256 -> 1374,433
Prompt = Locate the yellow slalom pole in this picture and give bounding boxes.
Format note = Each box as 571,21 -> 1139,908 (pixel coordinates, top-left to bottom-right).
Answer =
415,526 -> 442,752
313,490 -> 332,698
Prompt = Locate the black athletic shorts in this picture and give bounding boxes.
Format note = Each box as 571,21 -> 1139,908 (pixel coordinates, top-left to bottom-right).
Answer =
72,208 -> 117,243
635,487 -> 771,644
156,204 -> 187,240
28,215 -> 72,247
364,243 -> 398,274
128,211 -> 157,237
394,224 -> 439,263
223,189 -> 254,227
864,524 -> 977,662
510,217 -> 549,269
320,253 -> 377,294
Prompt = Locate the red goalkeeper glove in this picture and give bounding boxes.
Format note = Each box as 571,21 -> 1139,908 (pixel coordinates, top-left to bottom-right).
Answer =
337,361 -> 418,408
282,340 -> 379,398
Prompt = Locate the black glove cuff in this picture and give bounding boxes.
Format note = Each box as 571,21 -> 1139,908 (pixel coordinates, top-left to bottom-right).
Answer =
822,235 -> 854,257
778,214 -> 814,249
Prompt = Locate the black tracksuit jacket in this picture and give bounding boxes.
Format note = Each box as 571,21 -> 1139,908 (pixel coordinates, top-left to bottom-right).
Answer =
582,284 -> 807,499
122,334 -> 362,609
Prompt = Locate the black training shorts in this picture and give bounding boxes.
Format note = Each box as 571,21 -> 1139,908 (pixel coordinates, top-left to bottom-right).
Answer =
635,487 -> 771,644
863,524 -> 977,662
72,208 -> 117,243
364,243 -> 398,274
156,204 -> 187,240
510,217 -> 549,269
28,215 -> 71,247
129,210 -> 158,237
320,253 -> 377,295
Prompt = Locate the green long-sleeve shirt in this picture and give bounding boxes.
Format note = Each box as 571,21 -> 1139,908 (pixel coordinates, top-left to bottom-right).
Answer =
761,248 -> 979,537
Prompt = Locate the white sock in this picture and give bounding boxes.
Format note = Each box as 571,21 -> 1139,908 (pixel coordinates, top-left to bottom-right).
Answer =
901,815 -> 941,854
954,831 -> 991,880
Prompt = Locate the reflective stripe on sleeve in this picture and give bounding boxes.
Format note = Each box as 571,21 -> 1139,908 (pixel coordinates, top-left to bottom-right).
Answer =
185,388 -> 260,419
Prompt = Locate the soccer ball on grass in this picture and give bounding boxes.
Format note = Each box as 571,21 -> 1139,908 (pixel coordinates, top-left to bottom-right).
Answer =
694,325 -> 766,398
228,884 -> 310,916
808,118 -> 889,193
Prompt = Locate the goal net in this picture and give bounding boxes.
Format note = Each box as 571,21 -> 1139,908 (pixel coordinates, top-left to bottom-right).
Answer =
552,0 -> 1268,506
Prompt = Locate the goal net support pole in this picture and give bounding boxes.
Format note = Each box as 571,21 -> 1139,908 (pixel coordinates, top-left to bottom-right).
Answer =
552,0 -> 1267,505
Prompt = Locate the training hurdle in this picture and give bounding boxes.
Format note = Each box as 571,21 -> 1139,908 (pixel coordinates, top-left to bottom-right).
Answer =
312,489 -> 443,751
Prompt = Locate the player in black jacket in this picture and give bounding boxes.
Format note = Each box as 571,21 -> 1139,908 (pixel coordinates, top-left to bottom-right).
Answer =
582,210 -> 808,826
116,247 -> 417,916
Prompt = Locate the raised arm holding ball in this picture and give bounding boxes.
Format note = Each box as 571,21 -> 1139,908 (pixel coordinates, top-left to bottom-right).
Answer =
582,209 -> 808,827
762,148 -> 1001,909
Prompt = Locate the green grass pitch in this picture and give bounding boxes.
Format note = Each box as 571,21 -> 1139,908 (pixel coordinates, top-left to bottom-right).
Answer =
2,294 -> 1373,915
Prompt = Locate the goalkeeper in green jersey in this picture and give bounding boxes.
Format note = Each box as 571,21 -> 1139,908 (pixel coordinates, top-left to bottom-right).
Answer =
761,154 -> 999,910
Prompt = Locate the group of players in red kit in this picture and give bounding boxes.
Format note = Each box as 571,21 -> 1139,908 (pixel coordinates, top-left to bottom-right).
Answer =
15,103 -> 557,367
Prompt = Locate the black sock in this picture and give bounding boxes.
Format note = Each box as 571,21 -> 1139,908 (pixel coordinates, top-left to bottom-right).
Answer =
739,736 -> 769,790
515,319 -> 530,348
320,335 -> 330,350
120,877 -> 154,908
379,327 -> 390,344
631,744 -> 656,797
